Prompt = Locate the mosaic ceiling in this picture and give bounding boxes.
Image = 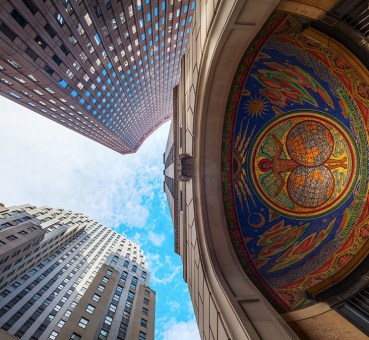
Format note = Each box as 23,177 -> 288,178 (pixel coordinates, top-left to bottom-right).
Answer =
222,13 -> 369,312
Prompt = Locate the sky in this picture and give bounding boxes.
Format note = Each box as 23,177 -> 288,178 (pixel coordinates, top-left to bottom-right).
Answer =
0,96 -> 200,339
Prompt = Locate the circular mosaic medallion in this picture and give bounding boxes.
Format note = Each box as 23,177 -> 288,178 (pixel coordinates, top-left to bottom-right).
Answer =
250,112 -> 358,218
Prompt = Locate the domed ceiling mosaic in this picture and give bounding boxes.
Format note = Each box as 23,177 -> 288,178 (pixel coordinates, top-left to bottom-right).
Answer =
222,12 -> 369,312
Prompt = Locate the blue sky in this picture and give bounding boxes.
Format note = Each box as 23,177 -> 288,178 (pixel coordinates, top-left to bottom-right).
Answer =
0,96 -> 199,339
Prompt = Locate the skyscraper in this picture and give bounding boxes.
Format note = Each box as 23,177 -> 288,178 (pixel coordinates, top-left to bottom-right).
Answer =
0,0 -> 195,154
0,204 -> 155,340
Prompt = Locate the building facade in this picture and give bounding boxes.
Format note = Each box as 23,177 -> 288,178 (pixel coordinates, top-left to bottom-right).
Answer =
0,204 -> 155,340
0,0 -> 195,154
165,0 -> 369,339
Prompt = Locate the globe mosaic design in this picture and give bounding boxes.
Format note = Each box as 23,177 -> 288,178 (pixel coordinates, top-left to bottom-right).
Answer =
250,112 -> 357,218
286,121 -> 334,166
287,165 -> 334,208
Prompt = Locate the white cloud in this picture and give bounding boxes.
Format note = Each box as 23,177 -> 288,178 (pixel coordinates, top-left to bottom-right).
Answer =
160,318 -> 200,340
145,251 -> 182,285
0,98 -> 200,338
0,96 -> 169,231
151,265 -> 182,285
165,255 -> 172,265
167,300 -> 181,312
148,231 -> 165,246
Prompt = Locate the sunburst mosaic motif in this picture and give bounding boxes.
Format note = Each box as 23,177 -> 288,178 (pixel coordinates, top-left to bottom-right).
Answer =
222,13 -> 369,312
245,96 -> 268,118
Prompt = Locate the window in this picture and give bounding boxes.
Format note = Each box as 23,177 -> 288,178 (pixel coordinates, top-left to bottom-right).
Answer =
98,329 -> 108,340
57,319 -> 65,328
128,291 -> 135,299
109,304 -> 117,313
44,65 -> 54,75
49,331 -> 58,339
6,235 -> 18,241
52,54 -> 62,65
21,0 -> 38,14
11,9 -> 27,28
18,230 -> 28,236
107,269 -> 113,276
64,310 -> 71,317
141,318 -> 147,328
44,23 -> 56,38
132,265 -> 137,272
66,69 -> 74,79
101,26 -> 109,37
98,285 -> 105,292
6,59 -> 21,69
35,35 -> 47,49
0,78 -> 12,86
84,13 -> 92,26
70,333 -> 81,340
28,74 -> 38,82
139,331 -> 146,340
73,60 -> 81,70
0,290 -> 10,297
123,310 -> 130,319
104,315 -> 112,325
0,23 -> 16,41
144,290 -> 150,297
92,294 -> 100,302
11,281 -> 20,288
102,276 -> 109,283
69,35 -> 77,45
77,24 -> 84,36
126,300 -> 132,308
12,250 -> 20,257
55,12 -> 64,26
87,43 -> 94,54
25,47 -> 37,61
60,43 -> 69,55
86,304 -> 95,314
142,307 -> 148,316
143,298 -> 149,305
78,317 -> 88,328
0,240 -> 5,246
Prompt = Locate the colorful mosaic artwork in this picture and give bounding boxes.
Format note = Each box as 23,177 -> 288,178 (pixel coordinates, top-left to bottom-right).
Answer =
250,112 -> 357,218
222,13 -> 369,312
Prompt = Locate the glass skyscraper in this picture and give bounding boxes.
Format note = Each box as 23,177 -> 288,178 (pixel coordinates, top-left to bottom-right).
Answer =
0,0 -> 194,154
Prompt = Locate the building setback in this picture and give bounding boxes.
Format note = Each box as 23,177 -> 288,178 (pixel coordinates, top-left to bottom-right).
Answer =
0,204 -> 155,340
0,0 -> 195,154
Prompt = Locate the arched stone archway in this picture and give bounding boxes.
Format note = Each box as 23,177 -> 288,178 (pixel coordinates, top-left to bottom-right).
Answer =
164,0 -> 369,338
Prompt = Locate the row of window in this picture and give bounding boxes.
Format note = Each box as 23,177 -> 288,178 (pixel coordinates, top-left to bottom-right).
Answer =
0,225 -> 38,246
0,0 -> 195,149
0,218 -> 112,337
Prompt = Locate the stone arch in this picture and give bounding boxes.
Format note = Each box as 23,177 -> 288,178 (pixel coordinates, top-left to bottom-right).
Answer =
191,0 -> 296,338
